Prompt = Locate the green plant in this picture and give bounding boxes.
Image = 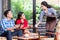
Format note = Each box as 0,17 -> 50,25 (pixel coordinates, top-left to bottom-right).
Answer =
11,0 -> 33,20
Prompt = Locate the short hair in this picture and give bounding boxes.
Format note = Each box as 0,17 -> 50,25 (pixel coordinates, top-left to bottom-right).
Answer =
4,9 -> 11,17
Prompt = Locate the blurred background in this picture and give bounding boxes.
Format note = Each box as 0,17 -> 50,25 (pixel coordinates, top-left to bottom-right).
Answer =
0,0 -> 60,37
0,0 -> 60,24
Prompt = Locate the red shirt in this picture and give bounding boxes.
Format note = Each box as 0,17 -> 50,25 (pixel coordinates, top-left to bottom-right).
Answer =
15,19 -> 28,29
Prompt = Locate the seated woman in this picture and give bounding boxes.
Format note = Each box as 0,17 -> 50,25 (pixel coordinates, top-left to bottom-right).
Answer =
15,12 -> 30,34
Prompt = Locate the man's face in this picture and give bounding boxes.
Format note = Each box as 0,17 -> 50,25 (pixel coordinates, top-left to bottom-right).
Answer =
7,11 -> 13,18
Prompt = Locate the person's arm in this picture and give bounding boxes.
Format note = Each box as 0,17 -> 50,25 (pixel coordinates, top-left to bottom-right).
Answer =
35,21 -> 41,27
12,24 -> 20,29
35,11 -> 44,27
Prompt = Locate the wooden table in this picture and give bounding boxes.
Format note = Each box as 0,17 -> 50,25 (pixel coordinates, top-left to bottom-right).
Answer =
14,33 -> 39,40
17,36 -> 39,40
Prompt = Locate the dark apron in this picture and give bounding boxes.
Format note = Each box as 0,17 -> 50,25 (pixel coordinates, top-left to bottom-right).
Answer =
47,16 -> 56,21
46,13 -> 57,31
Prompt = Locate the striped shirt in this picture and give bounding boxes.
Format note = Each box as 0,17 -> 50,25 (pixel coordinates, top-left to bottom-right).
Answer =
0,18 -> 15,31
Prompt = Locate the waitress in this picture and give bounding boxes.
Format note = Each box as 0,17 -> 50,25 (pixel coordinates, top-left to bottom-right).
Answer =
35,1 -> 57,37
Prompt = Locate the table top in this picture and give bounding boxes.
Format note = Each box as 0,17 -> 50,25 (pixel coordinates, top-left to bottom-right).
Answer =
17,36 -> 39,39
41,38 -> 54,40
14,33 -> 39,40
13,33 -> 55,40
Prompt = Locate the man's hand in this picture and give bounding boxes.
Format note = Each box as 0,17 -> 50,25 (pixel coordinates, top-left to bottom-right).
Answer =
7,28 -> 13,31
7,28 -> 14,32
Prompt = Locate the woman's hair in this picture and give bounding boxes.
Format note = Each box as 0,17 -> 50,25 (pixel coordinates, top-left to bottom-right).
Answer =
16,12 -> 23,20
41,1 -> 51,8
4,9 -> 11,17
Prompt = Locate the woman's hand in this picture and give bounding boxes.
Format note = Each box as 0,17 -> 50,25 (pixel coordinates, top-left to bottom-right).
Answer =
35,24 -> 38,27
35,21 -> 41,27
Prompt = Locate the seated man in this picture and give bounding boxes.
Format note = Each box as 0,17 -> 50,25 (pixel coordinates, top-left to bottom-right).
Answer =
0,9 -> 23,40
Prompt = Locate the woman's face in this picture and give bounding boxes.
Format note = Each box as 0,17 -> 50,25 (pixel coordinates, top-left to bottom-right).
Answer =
41,5 -> 47,10
20,13 -> 26,19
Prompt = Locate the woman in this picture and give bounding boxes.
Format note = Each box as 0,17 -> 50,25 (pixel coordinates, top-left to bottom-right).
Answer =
15,12 -> 30,34
36,1 -> 57,37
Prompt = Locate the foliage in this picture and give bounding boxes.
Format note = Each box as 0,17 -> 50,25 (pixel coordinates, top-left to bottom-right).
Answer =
11,0 -> 60,21
11,0 -> 33,20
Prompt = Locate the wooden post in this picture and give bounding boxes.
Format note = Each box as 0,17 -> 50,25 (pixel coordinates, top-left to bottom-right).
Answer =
33,0 -> 36,33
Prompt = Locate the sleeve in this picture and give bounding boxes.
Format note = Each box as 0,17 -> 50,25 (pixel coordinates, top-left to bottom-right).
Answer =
39,11 -> 44,22
44,8 -> 57,17
51,8 -> 57,16
1,20 -> 7,31
15,20 -> 21,24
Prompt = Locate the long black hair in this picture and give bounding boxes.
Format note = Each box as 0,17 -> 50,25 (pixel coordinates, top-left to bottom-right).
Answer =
41,1 -> 52,8
16,12 -> 23,20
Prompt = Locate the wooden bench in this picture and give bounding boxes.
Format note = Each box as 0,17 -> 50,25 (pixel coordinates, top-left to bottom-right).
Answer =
0,36 -> 17,40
